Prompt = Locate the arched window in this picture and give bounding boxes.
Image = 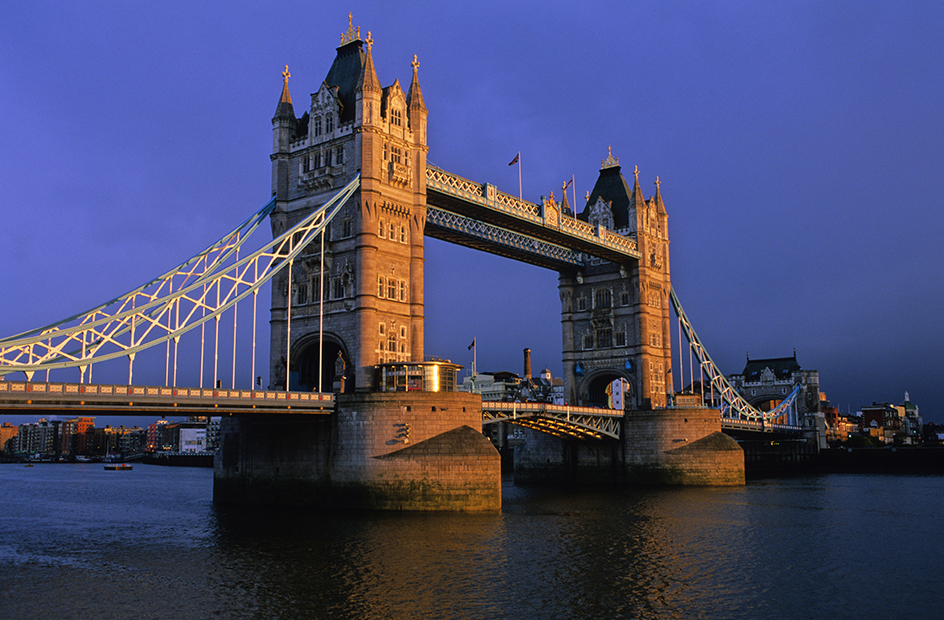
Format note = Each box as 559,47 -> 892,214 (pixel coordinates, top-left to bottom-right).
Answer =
325,114 -> 334,133
313,116 -> 322,137
378,276 -> 385,298
594,288 -> 611,309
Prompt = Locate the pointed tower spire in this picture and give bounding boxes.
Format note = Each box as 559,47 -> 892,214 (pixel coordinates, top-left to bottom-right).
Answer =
631,164 -> 646,211
560,180 -> 572,215
654,175 -> 666,214
359,31 -> 381,93
407,54 -> 427,112
274,65 -> 295,119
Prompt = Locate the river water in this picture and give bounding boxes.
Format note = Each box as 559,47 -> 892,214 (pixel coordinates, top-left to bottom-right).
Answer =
1,464 -> 942,619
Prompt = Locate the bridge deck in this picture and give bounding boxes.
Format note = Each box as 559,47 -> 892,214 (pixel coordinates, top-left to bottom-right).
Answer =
0,380 -> 333,416
426,165 -> 640,266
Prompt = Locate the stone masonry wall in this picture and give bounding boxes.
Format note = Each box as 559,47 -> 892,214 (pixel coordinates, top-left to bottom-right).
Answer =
214,391 -> 501,510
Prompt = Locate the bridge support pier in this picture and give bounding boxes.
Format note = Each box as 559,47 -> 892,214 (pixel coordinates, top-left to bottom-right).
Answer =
214,392 -> 501,510
513,408 -> 744,486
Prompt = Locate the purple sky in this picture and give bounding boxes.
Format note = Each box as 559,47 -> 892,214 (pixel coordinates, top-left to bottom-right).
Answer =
2,2 -> 943,424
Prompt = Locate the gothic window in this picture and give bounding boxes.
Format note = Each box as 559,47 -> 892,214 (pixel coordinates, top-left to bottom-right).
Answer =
620,291 -> 630,306
336,146 -> 344,165
578,296 -> 587,311
314,152 -> 322,168
387,278 -> 396,300
325,150 -> 332,167
391,146 -> 402,164
388,222 -> 396,239
378,219 -> 385,238
399,225 -> 406,243
325,114 -> 334,133
615,331 -> 627,347
333,278 -> 344,299
387,329 -> 397,356
378,276 -> 385,298
649,330 -> 662,347
398,280 -> 406,302
594,288 -> 611,309
596,327 -> 613,348
296,282 -> 308,305
648,291 -> 661,308
391,108 -> 402,127
302,156 -> 310,173
313,117 -> 322,137
383,142 -> 388,160
400,325 -> 407,339
583,334 -> 593,350
342,219 -> 352,237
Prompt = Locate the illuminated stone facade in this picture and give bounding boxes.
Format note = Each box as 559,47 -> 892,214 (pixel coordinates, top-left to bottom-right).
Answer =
269,20 -> 428,392
559,151 -> 673,409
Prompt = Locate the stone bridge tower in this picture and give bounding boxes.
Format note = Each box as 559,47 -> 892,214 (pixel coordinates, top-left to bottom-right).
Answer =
559,149 -> 672,409
269,19 -> 428,392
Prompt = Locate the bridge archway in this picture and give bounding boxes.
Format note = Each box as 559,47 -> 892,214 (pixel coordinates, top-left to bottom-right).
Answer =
293,333 -> 352,393
580,369 -> 634,410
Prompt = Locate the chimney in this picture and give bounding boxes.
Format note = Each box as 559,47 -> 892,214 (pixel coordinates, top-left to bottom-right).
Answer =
523,348 -> 532,380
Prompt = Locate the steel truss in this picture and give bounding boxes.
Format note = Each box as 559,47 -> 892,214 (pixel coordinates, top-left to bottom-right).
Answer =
669,288 -> 801,423
0,176 -> 361,382
426,206 -> 584,268
481,402 -> 623,440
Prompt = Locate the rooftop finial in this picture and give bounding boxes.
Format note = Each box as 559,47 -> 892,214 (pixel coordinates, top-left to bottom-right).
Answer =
654,175 -> 660,189
341,13 -> 362,45
412,54 -> 420,73
279,65 -> 292,105
634,165 -> 639,182
366,31 -> 373,50
601,145 -> 619,169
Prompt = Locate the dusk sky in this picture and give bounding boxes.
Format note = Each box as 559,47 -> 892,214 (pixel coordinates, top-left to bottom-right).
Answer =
2,1 -> 943,424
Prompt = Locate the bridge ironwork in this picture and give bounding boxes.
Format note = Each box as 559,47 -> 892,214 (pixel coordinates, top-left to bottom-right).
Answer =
1,165 -> 799,433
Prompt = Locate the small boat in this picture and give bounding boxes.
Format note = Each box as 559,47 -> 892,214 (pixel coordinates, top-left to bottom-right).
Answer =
24,463 -> 33,468
104,463 -> 133,471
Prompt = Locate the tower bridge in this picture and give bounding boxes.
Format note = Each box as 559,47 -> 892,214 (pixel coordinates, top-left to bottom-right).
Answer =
0,17 -> 824,508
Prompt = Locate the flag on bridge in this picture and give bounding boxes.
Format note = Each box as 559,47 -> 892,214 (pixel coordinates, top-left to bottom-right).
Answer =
468,338 -> 476,350
508,152 -> 519,166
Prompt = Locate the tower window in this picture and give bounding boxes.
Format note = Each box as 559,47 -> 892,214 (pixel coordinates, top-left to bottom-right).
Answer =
336,146 -> 344,165
389,222 -> 396,239
378,276 -> 385,298
387,278 -> 396,300
399,225 -> 406,243
378,219 -> 385,238
583,334 -> 593,350
325,150 -> 332,167
342,219 -> 352,237
399,281 -> 406,302
392,108 -> 402,127
594,288 -> 611,309
596,327 -> 612,348
325,114 -> 334,133
313,117 -> 322,137
615,331 -> 627,347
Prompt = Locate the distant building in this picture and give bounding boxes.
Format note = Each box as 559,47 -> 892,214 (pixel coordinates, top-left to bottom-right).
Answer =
728,353 -> 821,426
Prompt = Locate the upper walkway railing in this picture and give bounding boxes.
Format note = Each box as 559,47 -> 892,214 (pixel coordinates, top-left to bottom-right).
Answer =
425,165 -> 641,264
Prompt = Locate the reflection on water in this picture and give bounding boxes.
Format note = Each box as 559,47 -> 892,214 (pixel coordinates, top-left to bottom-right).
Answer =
2,465 -> 943,619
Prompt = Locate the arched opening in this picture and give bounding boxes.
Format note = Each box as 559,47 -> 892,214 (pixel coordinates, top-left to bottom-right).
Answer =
583,372 -> 633,409
295,337 -> 351,393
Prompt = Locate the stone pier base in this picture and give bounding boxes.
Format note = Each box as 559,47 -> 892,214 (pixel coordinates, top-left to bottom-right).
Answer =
514,407 -> 744,486
214,391 -> 501,510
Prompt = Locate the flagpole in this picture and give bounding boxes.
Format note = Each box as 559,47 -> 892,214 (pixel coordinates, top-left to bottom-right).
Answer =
571,174 -> 576,217
517,152 -> 522,200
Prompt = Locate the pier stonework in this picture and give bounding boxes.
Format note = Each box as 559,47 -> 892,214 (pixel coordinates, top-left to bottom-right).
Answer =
214,391 -> 499,510
513,408 -> 744,486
